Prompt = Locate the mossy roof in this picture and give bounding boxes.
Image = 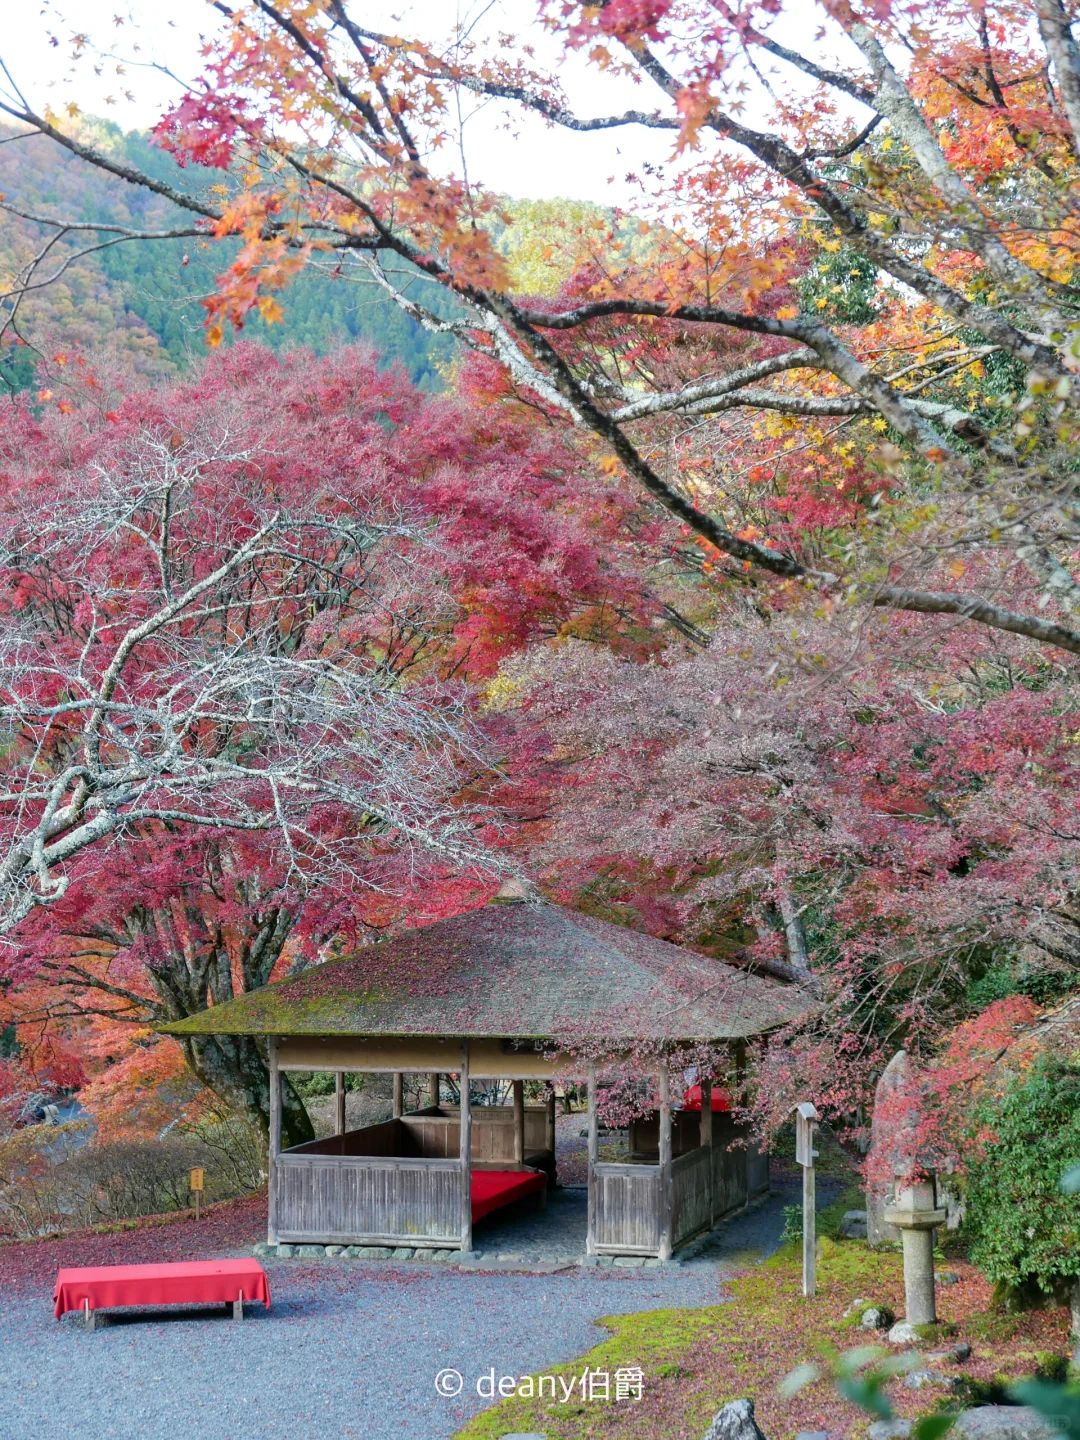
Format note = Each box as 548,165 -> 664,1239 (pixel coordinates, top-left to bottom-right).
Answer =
157,899 -> 814,1042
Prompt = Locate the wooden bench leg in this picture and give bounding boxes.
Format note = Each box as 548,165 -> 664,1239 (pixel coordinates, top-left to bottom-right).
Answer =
233,1290 -> 244,1321
84,1299 -> 95,1333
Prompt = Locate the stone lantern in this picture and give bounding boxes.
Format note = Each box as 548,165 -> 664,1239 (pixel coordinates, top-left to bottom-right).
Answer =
884,1177 -> 947,1325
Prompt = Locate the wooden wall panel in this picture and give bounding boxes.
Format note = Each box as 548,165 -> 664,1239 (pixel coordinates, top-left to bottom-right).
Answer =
275,1155 -> 463,1246
671,1147 -> 712,1248
592,1163 -> 662,1254
747,1143 -> 769,1199
712,1139 -> 749,1218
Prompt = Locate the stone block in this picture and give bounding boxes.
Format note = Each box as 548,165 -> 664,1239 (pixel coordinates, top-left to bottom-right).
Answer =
904,1369 -> 960,1391
297,1245 -> 325,1259
868,1422 -> 913,1440
860,1306 -> 894,1331
324,1245 -> 346,1257
252,1242 -> 274,1259
614,1256 -> 646,1268
839,1210 -> 869,1239
390,1247 -> 414,1260
577,1255 -> 599,1267
887,1321 -> 922,1345
936,1270 -> 960,1286
953,1409 -> 1061,1440
701,1398 -> 768,1440
276,1243 -> 296,1257
927,1343 -> 971,1364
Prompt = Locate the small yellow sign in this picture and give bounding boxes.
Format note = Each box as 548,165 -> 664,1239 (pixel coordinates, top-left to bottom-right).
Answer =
190,1167 -> 205,1193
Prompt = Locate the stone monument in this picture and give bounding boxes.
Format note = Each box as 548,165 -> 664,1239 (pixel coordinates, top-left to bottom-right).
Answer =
865,1050 -> 908,1246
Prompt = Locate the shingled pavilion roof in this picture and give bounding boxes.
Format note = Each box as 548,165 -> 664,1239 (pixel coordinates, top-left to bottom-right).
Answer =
160,898 -> 813,1043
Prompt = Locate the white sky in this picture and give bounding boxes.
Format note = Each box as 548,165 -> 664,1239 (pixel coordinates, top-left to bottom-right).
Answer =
0,0 -> 690,207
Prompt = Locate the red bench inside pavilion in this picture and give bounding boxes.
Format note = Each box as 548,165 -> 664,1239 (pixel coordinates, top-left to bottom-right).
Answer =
54,1259 -> 271,1331
681,1084 -> 732,1111
470,1168 -> 547,1223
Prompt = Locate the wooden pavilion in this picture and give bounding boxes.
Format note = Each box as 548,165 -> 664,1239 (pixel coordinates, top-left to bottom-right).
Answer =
160,893 -> 811,1260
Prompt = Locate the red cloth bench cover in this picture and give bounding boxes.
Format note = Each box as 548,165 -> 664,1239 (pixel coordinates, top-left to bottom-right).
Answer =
470,1168 -> 546,1223
54,1259 -> 271,1319
682,1084 -> 732,1112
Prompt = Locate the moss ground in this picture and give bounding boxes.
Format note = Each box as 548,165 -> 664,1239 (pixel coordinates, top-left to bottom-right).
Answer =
454,1186 -> 1072,1440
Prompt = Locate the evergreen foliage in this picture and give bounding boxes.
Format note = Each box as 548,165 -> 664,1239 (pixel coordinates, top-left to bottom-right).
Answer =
1,121 -> 461,388
965,1057 -> 1080,1299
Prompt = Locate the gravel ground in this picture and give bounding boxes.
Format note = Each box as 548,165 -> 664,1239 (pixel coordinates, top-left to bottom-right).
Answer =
0,1185 -> 805,1440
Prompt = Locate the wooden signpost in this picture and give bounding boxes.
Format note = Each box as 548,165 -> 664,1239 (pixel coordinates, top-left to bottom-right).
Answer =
190,1166 -> 205,1221
793,1102 -> 819,1298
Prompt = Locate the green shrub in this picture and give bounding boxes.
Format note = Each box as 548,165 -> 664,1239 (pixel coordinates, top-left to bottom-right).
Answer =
782,1204 -> 803,1243
965,1056 -> 1080,1305
949,1374 -> 1015,1408
1034,1353 -> 1070,1384
965,957 -> 1074,1011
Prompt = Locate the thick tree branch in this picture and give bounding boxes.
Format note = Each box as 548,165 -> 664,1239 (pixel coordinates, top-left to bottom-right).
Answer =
1034,0 -> 1080,153
874,587 -> 1080,654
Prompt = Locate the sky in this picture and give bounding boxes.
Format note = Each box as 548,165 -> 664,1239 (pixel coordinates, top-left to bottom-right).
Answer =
0,0 -> 687,207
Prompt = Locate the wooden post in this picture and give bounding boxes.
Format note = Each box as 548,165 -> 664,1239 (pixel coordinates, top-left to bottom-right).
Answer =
393,1072 -> 404,1119
586,1064 -> 599,1255
546,1086 -> 557,1184
803,1161 -> 816,1298
267,1036 -> 281,1246
794,1101 -> 819,1298
428,1072 -> 441,1109
513,1079 -> 525,1165
233,1290 -> 244,1321
700,1074 -> 715,1230
734,1038 -> 747,1097
335,1071 -> 346,1137
459,1044 -> 472,1253
658,1063 -> 673,1262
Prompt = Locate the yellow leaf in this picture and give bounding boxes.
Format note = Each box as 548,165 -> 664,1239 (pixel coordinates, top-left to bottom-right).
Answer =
257,296 -> 285,325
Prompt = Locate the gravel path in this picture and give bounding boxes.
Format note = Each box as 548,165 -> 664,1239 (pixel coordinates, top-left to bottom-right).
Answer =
0,1187 -> 801,1440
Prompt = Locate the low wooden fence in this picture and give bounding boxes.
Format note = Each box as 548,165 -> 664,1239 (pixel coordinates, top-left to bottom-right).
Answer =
275,1152 -> 464,1247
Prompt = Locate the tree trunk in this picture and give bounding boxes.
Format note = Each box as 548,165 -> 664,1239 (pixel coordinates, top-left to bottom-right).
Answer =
776,878 -> 812,983
178,1032 -> 314,1152
1070,1277 -> 1080,1364
48,867 -> 316,1152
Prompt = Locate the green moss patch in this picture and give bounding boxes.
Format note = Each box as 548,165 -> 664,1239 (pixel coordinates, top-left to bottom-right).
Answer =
453,1205 -> 1072,1440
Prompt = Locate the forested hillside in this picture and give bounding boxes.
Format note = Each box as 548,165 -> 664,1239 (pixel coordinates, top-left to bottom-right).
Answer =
0,120 -> 467,388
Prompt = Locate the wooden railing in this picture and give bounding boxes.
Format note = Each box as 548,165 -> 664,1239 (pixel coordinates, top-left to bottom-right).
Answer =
275,1153 -> 463,1247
